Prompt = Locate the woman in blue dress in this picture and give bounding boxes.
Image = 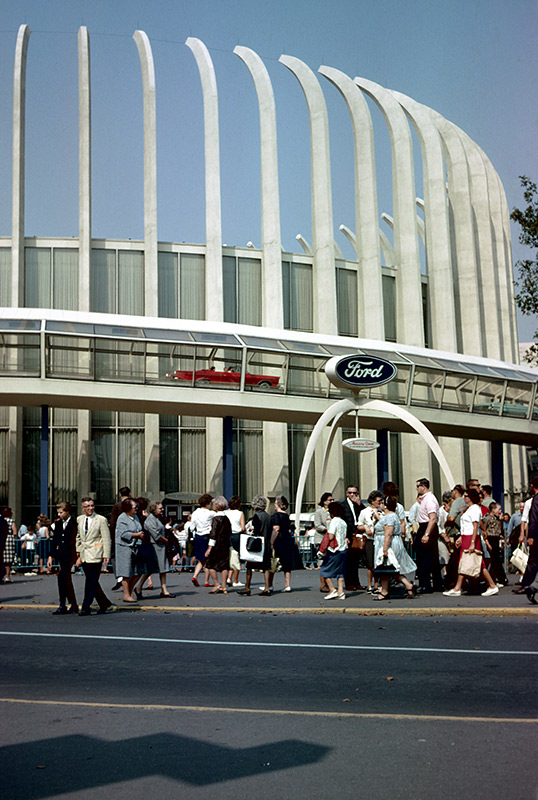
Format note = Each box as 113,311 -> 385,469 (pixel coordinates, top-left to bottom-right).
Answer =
373,495 -> 417,600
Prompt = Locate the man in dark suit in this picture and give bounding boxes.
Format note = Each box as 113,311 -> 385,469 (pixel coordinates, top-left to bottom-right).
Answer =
339,485 -> 366,590
521,478 -> 538,605
47,501 -> 78,615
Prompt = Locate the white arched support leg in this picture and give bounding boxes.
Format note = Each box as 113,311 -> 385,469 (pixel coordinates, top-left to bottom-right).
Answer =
294,396 -> 456,526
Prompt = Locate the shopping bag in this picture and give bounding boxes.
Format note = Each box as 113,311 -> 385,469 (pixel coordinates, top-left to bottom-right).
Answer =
239,532 -> 264,563
458,549 -> 482,578
510,545 -> 528,573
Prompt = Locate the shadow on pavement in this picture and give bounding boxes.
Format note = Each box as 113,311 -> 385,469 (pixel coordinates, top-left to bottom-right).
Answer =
4,732 -> 330,796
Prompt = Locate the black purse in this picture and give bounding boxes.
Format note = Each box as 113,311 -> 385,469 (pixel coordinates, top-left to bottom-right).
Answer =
373,556 -> 397,575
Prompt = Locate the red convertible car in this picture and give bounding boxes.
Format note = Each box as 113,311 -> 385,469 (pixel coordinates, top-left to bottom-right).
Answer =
166,368 -> 279,389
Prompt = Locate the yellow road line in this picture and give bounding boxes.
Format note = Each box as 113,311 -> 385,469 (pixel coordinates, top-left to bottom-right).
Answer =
1,603 -> 536,616
0,697 -> 535,724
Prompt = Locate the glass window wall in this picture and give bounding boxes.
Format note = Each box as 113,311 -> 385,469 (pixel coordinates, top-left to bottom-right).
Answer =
282,261 -> 313,332
336,267 -> 358,336
0,248 -> 11,306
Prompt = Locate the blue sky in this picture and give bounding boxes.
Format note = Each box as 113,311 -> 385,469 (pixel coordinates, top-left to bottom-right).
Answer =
0,0 -> 536,341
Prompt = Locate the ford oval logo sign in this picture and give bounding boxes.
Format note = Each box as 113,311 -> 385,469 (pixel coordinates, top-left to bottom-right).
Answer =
325,354 -> 397,390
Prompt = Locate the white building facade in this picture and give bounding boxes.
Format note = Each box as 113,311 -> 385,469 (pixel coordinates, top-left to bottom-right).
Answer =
0,25 -> 537,523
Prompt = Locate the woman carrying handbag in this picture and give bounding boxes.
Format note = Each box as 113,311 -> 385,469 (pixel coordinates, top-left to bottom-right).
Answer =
443,488 -> 499,597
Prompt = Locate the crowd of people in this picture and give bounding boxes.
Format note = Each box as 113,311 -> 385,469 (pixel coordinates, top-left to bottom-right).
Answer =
0,473 -> 537,613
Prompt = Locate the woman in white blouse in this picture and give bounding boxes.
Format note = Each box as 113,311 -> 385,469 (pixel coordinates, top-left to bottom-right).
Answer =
443,487 -> 499,597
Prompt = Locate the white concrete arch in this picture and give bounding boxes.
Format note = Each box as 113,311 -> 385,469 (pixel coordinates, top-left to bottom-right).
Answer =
234,46 -> 283,328
382,211 -> 426,250
297,233 -> 345,260
427,106 -> 484,357
293,396 -> 456,524
354,77 -> 423,348
78,26 -> 91,313
296,233 -> 312,255
133,30 -> 158,317
279,55 -> 337,334
11,23 -> 31,308
495,173 -> 519,362
447,122 -> 502,360
390,89 -> 457,352
319,66 -> 384,340
185,37 -> 223,321
477,148 -> 517,362
339,222 -> 395,277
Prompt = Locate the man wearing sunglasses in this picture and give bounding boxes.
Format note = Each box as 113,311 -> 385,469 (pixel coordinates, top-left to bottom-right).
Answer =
339,485 -> 366,590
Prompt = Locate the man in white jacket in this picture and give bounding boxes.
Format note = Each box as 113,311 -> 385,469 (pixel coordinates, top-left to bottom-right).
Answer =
76,497 -> 111,616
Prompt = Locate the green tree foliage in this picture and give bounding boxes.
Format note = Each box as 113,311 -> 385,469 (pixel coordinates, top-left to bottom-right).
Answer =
510,176 -> 538,364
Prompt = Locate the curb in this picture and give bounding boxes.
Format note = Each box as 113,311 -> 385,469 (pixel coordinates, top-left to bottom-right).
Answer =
1,603 -> 536,617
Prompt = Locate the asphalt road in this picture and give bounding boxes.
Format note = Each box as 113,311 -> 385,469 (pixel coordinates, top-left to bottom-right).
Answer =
1,609 -> 537,800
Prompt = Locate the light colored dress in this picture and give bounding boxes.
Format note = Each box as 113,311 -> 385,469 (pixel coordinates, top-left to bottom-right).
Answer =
374,511 -> 416,575
115,512 -> 144,577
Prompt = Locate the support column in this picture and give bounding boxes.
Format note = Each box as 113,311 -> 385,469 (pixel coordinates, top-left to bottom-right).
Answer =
207,418 -> 223,495
186,38 -> 223,322
491,441 -> 505,512
234,47 -> 283,328
8,408 -> 23,525
391,90 -> 457,352
133,31 -> 158,317
279,55 -> 337,335
355,77 -> 423,348
319,66 -> 384,339
376,429 -> 389,489
222,417 -> 233,500
40,405 -> 49,515
78,26 -> 91,312
11,24 -> 31,308
263,421 -> 289,500
77,410 -> 91,502
145,413 -> 160,498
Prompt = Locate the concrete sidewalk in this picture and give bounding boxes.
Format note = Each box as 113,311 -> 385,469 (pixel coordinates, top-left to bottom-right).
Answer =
1,566 -> 536,616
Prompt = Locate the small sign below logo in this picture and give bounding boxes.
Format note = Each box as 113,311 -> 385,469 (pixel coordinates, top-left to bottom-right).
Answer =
325,353 -> 397,390
342,438 -> 380,453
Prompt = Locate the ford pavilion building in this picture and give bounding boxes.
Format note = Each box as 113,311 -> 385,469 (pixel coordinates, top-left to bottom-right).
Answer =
1,25 -> 537,524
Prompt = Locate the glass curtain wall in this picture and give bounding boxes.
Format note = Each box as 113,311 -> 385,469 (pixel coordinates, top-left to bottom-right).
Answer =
0,248 -> 10,306
53,249 -> 78,310
282,261 -> 313,332
158,252 -> 178,319
180,254 -> 205,320
21,407 -> 78,521
158,252 -> 205,320
336,266 -> 358,336
287,422 -> 315,509
91,249 -> 144,315
91,411 -> 145,512
232,419 -> 263,501
223,256 -> 262,325
159,415 -> 206,495
382,274 -> 397,342
181,417 -> 206,494
25,247 -> 79,310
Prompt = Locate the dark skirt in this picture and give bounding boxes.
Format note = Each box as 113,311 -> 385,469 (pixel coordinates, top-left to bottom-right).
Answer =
320,550 -> 347,579
194,535 -> 209,564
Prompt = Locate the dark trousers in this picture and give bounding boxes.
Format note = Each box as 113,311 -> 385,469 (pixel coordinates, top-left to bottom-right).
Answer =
345,546 -> 364,588
414,523 -> 443,591
57,560 -> 77,608
487,539 -> 507,585
81,561 -> 110,612
522,543 -> 538,588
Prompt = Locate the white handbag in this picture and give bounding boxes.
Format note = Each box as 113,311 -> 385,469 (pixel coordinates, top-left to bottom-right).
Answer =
510,545 -> 528,573
239,520 -> 265,563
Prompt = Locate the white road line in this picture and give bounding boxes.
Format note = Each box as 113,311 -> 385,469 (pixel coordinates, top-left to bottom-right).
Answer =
0,630 -> 536,656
